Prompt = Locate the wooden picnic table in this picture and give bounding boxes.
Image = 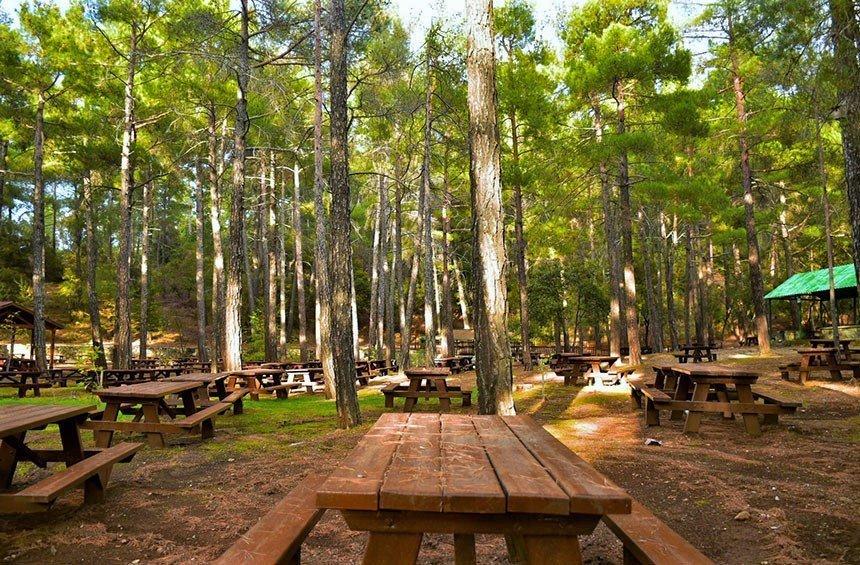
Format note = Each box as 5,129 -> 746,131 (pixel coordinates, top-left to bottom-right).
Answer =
808,338 -> 853,359
676,344 -> 717,363
0,371 -> 48,397
81,381 -> 230,448
794,347 -> 852,384
165,372 -> 231,402
316,413 -> 631,563
670,364 -> 764,436
383,368 -> 471,411
130,358 -> 159,369
92,367 -> 184,387
0,404 -> 141,513
433,356 -> 473,374
228,368 -> 292,400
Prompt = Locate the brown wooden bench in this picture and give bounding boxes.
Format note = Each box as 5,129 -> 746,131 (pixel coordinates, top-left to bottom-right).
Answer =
382,382 -> 472,409
640,386 -> 673,426
604,499 -> 713,564
263,382 -> 302,399
175,402 -> 233,439
215,476 -> 326,564
222,388 -> 249,414
0,441 -> 142,513
752,390 -> 800,424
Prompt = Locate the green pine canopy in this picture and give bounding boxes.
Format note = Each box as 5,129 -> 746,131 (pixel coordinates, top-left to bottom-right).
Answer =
765,264 -> 858,301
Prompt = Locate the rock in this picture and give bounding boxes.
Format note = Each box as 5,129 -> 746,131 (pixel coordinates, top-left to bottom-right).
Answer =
734,510 -> 752,521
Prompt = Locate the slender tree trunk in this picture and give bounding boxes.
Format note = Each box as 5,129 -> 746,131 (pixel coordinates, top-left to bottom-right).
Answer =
421,36 -> 438,364
291,162 -> 308,361
207,108 -> 225,370
818,117 -> 841,346
440,149 -> 455,358
729,26 -> 770,354
696,225 -> 710,344
684,224 -> 695,345
376,172 -> 390,355
509,110 -> 532,370
393,167 -> 405,365
278,168 -> 288,356
31,94 -> 47,373
264,153 -> 278,362
639,207 -> 662,352
329,0 -> 360,426
83,172 -> 107,368
368,183 -> 382,351
0,139 -> 7,217
777,193 -> 800,330
828,0 -> 860,294
401,245 -> 422,369
194,163 -> 209,363
115,27 -> 138,369
453,257 -> 471,329
139,179 -> 152,358
662,212 -> 679,350
615,82 -> 641,364
224,0 -> 250,371
467,0 -> 514,414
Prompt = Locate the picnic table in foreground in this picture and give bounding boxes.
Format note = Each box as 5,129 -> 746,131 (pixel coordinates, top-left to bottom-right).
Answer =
634,364 -> 799,436
382,367 -> 472,411
0,405 -> 141,513
81,381 -> 234,448
316,413 -> 632,563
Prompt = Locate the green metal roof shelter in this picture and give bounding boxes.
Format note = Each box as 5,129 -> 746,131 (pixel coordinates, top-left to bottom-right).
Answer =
765,264 -> 858,302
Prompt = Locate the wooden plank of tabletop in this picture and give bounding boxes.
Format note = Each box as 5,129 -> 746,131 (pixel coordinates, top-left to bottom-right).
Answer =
95,380 -> 200,399
502,416 -> 631,515
0,404 -> 95,436
316,412 -> 410,511
473,416 -> 569,515
379,413 -> 443,512
440,414 -> 505,514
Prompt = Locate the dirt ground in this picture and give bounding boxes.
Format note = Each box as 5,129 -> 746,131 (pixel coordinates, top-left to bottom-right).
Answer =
0,346 -> 858,564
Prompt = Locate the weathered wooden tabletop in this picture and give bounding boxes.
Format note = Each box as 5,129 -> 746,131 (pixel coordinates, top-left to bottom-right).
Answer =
165,372 -> 230,384
317,413 -> 630,515
95,380 -> 200,399
0,404 -> 95,437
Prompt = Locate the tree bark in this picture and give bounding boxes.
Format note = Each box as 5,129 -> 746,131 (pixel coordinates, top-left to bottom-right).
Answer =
224,0 -> 250,371
329,0 -> 360,426
139,178 -> 153,358
313,0 -> 336,397
777,192 -> 800,330
421,36 -> 438,364
393,165 -> 405,365
31,93 -> 48,373
194,163 -> 209,363
278,168 -> 288,356
509,110 -> 532,370
818,117 -> 841,346
207,107 -> 226,370
114,26 -> 138,369
401,241 -> 423,369
291,162 -> 308,361
684,224 -> 695,345
0,139 -> 7,217
662,212 -> 679,350
376,172 -> 390,355
467,0 -> 514,415
368,181 -> 382,351
639,207 -> 662,352
83,172 -> 107,368
453,257 -> 471,329
265,153 -> 278,362
729,23 -> 771,354
440,148 -> 455,358
615,82 -> 641,364
828,0 -> 860,295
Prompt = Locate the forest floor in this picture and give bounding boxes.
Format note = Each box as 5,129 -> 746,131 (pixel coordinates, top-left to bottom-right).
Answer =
0,346 -> 858,564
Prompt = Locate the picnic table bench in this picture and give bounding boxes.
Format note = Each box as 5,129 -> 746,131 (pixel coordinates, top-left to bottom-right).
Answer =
164,372 -> 247,414
315,413 -> 632,563
808,338 -> 852,356
0,405 -> 141,513
81,381 -> 233,448
780,347 -> 860,385
0,371 -> 50,397
382,368 -> 471,411
673,344 -> 717,363
631,364 -> 798,436
229,368 -> 296,400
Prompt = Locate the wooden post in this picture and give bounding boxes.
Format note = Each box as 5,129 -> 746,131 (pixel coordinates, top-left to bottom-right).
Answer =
49,328 -> 56,370
7,325 -> 15,372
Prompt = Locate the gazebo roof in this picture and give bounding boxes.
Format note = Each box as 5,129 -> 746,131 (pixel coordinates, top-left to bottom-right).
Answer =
0,301 -> 65,331
765,264 -> 858,301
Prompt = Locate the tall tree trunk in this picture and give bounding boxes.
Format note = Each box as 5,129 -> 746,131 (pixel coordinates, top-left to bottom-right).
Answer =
207,107 -> 225,370
368,181 -> 382,351
278,167 -> 288,356
592,101 -> 622,357
453,257 -> 471,329
194,163 -> 209,363
421,36 -> 438,364
639,207 -> 662,352
466,0 -> 514,415
291,162 -> 308,361
376,172 -> 390,355
662,212 -> 679,350
31,93 -> 47,373
509,110 -> 532,370
615,82 -> 641,364
265,153 -> 278,362
696,225 -> 711,344
83,172 -> 107,368
440,149 -> 455,358
401,244 -> 423,369
828,0 -> 860,294
224,0 -> 250,372
313,0 -> 335,396
0,139 -> 7,217
329,0 -> 360,426
777,192 -> 800,330
139,178 -> 153,358
729,24 -> 771,354
115,27 -> 138,369
818,117 -> 841,346
393,167 -> 405,365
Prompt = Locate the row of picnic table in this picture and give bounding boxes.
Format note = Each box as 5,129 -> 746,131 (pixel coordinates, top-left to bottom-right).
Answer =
549,353 -> 636,386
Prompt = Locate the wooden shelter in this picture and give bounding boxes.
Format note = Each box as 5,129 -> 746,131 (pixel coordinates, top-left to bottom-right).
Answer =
0,301 -> 64,370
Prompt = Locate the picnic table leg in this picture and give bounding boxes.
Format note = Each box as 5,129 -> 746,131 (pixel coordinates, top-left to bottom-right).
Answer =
454,534 -> 476,565
826,353 -> 842,380
0,432 -> 25,489
141,402 -> 167,448
683,382 -> 711,434
799,355 -> 810,385
403,378 -> 420,412
59,417 -> 109,503
735,384 -> 761,436
522,535 -> 583,564
714,384 -> 734,419
670,375 -> 690,421
435,378 -> 451,411
95,402 -> 120,448
362,532 -> 422,565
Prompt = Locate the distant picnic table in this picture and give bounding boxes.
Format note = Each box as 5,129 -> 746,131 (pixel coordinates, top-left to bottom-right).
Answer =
164,372 -> 232,405
0,404 -> 141,513
674,344 -> 717,363
382,368 -> 471,411
781,347 -> 860,385
633,364 -> 799,436
81,381 -> 235,448
92,366 -> 184,387
433,355 -> 474,373
808,338 -> 853,357
550,354 -> 620,386
316,413 -> 632,563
